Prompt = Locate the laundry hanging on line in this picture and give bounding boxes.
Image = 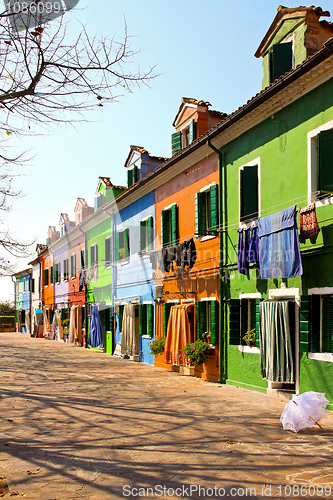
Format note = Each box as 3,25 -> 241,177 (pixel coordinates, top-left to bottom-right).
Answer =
299,203 -> 320,240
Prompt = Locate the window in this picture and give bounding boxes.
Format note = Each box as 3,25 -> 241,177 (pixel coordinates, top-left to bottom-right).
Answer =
269,41 -> 293,83
240,162 -> 259,222
80,248 -> 86,270
161,204 -> 178,248
140,217 -> 154,253
43,268 -> 49,287
302,294 -> 333,354
118,305 -> 124,332
139,303 -> 153,337
196,300 -> 217,345
116,229 -> 129,261
54,263 -> 60,283
70,254 -> 76,278
229,297 -> 261,347
63,259 -> 69,281
105,237 -> 111,266
308,126 -> 333,202
90,244 -> 98,267
195,184 -> 218,236
171,119 -> 196,156
31,279 -> 35,293
127,165 -> 139,187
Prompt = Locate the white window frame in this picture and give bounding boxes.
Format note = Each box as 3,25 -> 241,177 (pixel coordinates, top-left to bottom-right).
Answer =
238,292 -> 261,354
307,120 -> 333,205
239,157 -> 261,228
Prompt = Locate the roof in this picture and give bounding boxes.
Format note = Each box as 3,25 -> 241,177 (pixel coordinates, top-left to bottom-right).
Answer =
12,268 -> 32,278
48,225 -> 57,234
76,197 -> 89,207
114,36 -> 333,204
172,97 -> 226,127
97,177 -> 125,191
59,213 -> 70,223
255,5 -> 331,58
36,243 -> 47,255
124,145 -> 168,169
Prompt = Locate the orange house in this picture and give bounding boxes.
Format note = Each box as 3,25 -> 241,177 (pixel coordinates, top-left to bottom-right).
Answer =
154,98 -> 223,381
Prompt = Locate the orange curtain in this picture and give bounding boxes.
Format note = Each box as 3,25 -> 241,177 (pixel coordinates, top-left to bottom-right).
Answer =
165,304 -> 192,366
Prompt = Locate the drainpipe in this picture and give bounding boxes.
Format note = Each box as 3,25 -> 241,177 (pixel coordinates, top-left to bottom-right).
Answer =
207,140 -> 225,384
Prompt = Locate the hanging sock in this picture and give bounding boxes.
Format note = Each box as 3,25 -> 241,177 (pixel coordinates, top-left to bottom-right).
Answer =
299,203 -> 320,240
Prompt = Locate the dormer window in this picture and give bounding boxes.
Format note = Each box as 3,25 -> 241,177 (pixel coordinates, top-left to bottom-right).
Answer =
127,165 -> 139,188
172,119 -> 196,156
269,41 -> 293,83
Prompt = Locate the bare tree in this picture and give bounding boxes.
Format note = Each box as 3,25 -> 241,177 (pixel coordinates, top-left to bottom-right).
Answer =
0,3 -> 155,275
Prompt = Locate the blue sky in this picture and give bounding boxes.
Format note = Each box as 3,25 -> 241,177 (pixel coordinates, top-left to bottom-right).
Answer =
1,0 -> 332,301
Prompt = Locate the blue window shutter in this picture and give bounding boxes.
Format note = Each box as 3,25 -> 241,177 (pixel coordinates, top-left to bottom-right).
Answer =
189,119 -> 196,144
210,184 -> 218,232
172,131 -> 182,156
171,204 -> 178,245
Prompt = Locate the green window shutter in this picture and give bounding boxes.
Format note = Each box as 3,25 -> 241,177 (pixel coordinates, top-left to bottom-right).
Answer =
105,238 -> 111,264
322,296 -> 333,353
171,204 -> 178,245
116,232 -> 120,261
195,301 -> 201,341
161,209 -> 170,248
171,131 -> 182,156
195,192 -> 206,236
124,229 -> 129,259
229,299 -> 240,345
147,216 -> 154,251
139,304 -> 147,336
240,299 -> 248,345
43,269 -> 49,286
189,119 -> 196,144
133,165 -> 139,183
299,295 -> 310,353
310,295 -> 320,353
50,266 -> 53,284
241,166 -> 258,222
140,220 -> 147,252
164,303 -> 172,337
318,128 -> 333,193
210,300 -> 217,345
148,304 -> 153,337
118,305 -> 124,332
127,169 -> 133,188
270,41 -> 293,83
210,184 -> 218,232
255,299 -> 261,348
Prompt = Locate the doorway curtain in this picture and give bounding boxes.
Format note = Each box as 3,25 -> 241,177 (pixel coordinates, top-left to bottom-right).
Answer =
259,300 -> 294,383
165,304 -> 192,366
121,304 -> 139,357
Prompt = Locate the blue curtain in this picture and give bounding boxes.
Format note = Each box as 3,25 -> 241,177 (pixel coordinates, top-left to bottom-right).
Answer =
88,304 -> 103,348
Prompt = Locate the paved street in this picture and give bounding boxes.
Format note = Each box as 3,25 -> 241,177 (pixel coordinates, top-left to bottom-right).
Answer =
0,333 -> 333,499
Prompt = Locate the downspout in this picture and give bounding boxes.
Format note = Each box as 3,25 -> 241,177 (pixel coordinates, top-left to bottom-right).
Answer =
207,141 -> 225,384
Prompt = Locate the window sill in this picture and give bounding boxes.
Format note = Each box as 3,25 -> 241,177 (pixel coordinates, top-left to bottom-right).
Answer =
197,234 -> 217,242
238,345 -> 260,354
141,335 -> 152,339
308,352 -> 333,363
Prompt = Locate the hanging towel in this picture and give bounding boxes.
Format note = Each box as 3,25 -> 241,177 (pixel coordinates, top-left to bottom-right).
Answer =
258,205 -> 302,279
299,203 -> 320,240
88,304 -> 103,348
237,228 -> 250,275
248,226 -> 259,263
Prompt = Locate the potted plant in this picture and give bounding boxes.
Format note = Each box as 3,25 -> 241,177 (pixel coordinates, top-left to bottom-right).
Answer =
181,339 -> 210,372
242,328 -> 256,347
149,336 -> 166,356
62,318 -> 69,342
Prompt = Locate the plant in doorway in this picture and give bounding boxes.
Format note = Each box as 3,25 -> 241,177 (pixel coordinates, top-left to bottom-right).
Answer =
182,339 -> 210,367
149,336 -> 166,356
62,318 -> 69,342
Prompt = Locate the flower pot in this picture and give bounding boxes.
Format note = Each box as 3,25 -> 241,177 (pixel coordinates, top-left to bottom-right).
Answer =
180,366 -> 195,376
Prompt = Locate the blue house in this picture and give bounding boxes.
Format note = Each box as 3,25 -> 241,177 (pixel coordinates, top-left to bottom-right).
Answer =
113,146 -> 166,364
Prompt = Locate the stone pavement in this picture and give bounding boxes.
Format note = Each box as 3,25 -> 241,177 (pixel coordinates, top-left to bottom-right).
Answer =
0,333 -> 333,500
